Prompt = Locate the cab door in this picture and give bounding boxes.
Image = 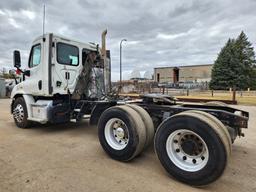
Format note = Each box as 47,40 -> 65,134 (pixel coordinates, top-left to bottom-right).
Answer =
23,38 -> 48,96
51,37 -> 81,94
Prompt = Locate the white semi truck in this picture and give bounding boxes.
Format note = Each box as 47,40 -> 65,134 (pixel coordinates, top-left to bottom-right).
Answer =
10,30 -> 249,186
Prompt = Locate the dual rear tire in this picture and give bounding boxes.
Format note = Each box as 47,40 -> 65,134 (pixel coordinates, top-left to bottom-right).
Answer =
154,110 -> 231,186
98,106 -> 231,186
98,104 -> 154,161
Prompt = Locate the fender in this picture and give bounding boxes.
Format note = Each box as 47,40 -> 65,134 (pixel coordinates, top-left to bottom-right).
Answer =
90,101 -> 116,125
11,94 -> 35,120
11,83 -> 35,120
10,82 -> 26,99
10,82 -> 26,113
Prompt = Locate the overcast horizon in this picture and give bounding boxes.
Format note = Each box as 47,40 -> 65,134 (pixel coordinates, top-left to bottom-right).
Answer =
0,0 -> 256,81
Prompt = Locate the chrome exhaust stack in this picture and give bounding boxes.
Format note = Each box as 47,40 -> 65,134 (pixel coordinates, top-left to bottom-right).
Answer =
101,29 -> 111,94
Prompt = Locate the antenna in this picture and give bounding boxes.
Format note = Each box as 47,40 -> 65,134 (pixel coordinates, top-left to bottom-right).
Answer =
42,4 -> 46,36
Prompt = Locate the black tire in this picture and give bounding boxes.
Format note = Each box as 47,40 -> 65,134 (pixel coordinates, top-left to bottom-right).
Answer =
184,110 -> 232,158
98,105 -> 146,161
154,112 -> 228,186
126,104 -> 155,148
12,97 -> 32,128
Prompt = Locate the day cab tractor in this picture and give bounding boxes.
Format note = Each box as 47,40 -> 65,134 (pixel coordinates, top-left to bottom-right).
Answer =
10,30 -> 249,186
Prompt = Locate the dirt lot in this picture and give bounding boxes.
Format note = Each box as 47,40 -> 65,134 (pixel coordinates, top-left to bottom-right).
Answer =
0,98 -> 256,192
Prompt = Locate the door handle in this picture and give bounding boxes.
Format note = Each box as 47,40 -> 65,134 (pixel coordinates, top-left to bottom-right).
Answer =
65,72 -> 70,80
38,80 -> 42,90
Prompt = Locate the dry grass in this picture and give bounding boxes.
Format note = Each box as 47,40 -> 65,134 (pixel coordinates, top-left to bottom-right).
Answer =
177,94 -> 256,105
119,91 -> 256,105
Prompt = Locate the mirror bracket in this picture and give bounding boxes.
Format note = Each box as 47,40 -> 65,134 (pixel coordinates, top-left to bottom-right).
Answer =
24,70 -> 30,77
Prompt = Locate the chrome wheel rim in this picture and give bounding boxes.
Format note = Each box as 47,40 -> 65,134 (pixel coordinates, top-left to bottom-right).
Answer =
13,104 -> 24,123
166,129 -> 209,172
104,118 -> 129,150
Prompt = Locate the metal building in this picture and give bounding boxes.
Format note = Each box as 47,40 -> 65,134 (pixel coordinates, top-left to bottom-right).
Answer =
154,64 -> 213,84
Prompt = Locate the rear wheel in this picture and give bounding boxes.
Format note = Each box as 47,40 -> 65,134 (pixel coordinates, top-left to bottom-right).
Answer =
126,104 -> 155,148
12,97 -> 32,128
184,110 -> 232,157
98,105 -> 146,161
154,111 -> 229,186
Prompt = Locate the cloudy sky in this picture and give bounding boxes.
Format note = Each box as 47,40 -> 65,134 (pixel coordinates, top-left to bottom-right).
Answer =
0,0 -> 256,81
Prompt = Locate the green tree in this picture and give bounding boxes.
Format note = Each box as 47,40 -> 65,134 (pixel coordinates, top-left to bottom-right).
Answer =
210,39 -> 237,89
210,31 -> 256,90
234,31 -> 256,89
251,66 -> 256,89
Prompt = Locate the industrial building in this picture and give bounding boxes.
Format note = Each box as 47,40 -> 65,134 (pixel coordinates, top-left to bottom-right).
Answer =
154,64 -> 213,84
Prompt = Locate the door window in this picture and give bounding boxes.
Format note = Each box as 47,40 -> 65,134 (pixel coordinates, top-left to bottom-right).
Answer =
29,44 -> 41,68
57,43 -> 79,66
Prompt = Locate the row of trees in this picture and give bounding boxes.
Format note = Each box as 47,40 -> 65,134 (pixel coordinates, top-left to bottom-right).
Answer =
210,31 -> 256,90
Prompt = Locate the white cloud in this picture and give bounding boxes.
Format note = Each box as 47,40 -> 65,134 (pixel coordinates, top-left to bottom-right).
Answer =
21,10 -> 36,20
58,26 -> 70,36
157,32 -> 187,40
126,40 -> 140,45
156,50 -> 169,54
8,18 -> 21,28
156,28 -> 197,40
0,9 -> 6,15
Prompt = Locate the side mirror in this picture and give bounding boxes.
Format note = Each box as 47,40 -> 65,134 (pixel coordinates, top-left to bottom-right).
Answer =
13,50 -> 21,68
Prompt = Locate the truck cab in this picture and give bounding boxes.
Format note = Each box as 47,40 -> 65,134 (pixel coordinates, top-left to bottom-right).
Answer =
11,32 -> 110,126
12,33 -> 100,97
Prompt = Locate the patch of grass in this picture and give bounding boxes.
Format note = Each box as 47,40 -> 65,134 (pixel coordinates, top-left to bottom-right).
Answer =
119,92 -> 256,105
235,96 -> 256,105
176,95 -> 256,105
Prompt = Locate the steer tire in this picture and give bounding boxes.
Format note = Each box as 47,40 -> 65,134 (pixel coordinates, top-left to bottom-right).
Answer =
184,110 -> 232,158
98,105 -> 146,161
12,97 -> 32,128
154,111 -> 229,186
126,104 -> 155,148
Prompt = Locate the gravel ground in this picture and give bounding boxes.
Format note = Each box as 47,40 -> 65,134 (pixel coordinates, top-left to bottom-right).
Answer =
0,98 -> 256,192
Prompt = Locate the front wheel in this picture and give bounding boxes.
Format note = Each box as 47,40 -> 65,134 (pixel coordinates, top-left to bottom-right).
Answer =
154,111 -> 229,186
12,97 -> 32,128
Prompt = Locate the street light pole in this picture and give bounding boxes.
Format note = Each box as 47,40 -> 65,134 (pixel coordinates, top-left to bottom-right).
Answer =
120,39 -> 127,92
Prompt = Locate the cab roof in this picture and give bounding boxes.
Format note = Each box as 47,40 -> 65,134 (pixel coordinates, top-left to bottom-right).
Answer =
33,33 -> 98,51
